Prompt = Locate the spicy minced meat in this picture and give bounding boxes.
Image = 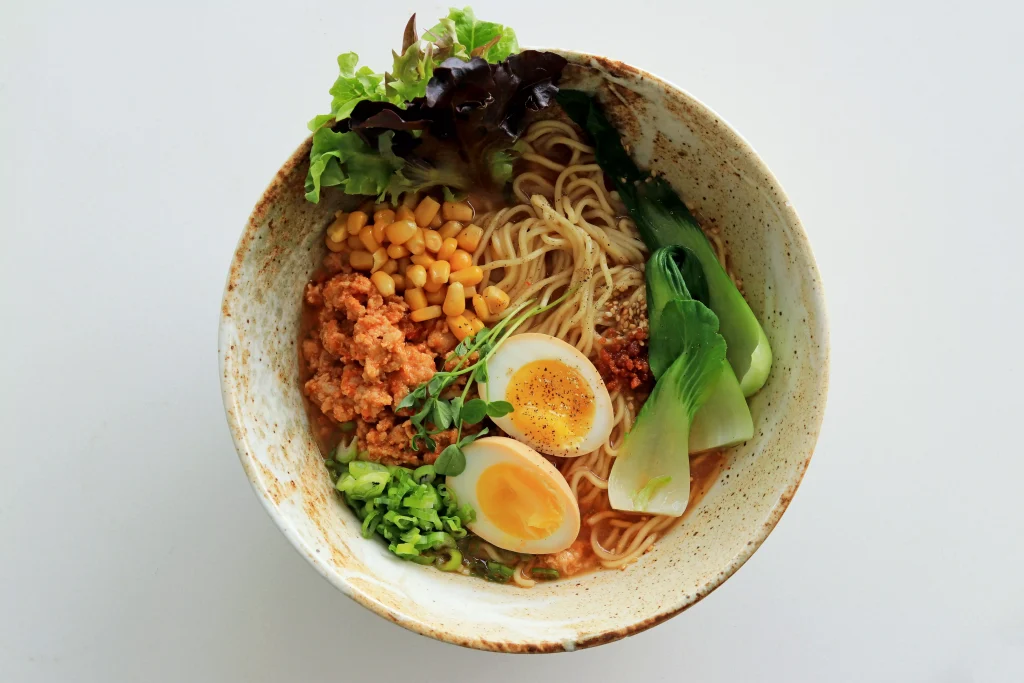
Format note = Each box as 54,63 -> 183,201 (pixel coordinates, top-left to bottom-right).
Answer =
301,271 -> 458,466
595,326 -> 654,394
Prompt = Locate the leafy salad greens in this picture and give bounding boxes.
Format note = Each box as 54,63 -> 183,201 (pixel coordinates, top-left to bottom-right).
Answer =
304,7 -> 566,205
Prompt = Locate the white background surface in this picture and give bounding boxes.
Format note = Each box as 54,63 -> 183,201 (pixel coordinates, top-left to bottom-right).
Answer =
2,1 -> 1022,681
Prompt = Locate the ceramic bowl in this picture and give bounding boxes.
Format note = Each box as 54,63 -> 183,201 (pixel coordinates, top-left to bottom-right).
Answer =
218,50 -> 829,653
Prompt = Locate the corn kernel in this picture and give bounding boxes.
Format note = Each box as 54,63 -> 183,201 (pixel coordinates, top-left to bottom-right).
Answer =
347,234 -> 364,250
405,287 -> 428,310
391,273 -> 406,292
447,314 -> 474,341
472,294 -> 489,319
448,249 -> 472,271
442,201 -> 474,223
386,220 -> 418,245
423,229 -> 443,253
437,237 -> 458,261
373,208 -> 395,226
469,318 -> 485,334
350,250 -> 374,271
382,258 -> 398,275
410,305 -> 442,322
424,279 -> 444,294
370,271 -> 396,297
430,212 -> 443,229
359,226 -> 381,253
456,224 -> 484,253
396,257 -> 412,273
406,264 -> 427,289
428,260 -> 451,287
410,252 -> 436,267
396,205 -> 416,222
443,282 -> 466,316
449,266 -> 483,287
425,286 -> 447,305
438,221 -> 463,240
464,285 -> 478,300
370,247 -> 388,273
387,243 -> 410,259
372,222 -> 388,245
347,211 -> 369,236
414,197 -> 441,228
326,219 -> 347,243
325,233 -> 346,253
405,229 -> 426,255
400,193 -> 419,209
483,286 -> 510,314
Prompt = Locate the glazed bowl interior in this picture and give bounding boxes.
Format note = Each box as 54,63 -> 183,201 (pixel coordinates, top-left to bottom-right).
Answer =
219,50 -> 828,653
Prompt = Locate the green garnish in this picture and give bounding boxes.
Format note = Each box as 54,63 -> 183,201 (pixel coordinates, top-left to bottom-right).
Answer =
331,438 -> 359,464
334,461 -> 475,565
396,290 -> 572,476
485,561 -> 515,583
530,567 -> 560,580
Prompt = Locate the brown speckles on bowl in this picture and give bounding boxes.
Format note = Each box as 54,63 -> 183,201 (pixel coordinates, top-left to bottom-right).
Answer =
218,50 -> 829,653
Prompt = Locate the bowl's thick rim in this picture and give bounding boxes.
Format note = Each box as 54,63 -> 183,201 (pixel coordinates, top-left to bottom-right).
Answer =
218,49 -> 830,653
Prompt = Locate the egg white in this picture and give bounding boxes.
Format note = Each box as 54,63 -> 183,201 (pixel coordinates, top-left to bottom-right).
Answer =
478,333 -> 614,457
446,437 -> 580,555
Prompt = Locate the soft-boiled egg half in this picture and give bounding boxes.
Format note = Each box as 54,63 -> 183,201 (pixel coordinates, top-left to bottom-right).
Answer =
446,437 -> 580,554
478,333 -> 614,457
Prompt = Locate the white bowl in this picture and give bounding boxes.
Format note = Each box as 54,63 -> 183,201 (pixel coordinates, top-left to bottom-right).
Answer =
219,50 -> 829,653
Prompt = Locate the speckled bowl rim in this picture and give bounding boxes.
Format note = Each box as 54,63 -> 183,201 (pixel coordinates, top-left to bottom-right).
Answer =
219,51 -> 829,653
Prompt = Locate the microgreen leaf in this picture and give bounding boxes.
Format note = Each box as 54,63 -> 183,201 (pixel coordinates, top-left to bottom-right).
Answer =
485,401 -> 514,418
458,428 -> 488,449
460,399 -> 488,424
431,399 -> 454,430
427,374 -> 445,397
396,392 -> 419,411
449,396 -> 464,422
434,445 -> 466,476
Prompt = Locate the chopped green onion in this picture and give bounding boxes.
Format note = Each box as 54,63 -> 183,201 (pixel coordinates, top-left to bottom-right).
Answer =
530,567 -> 560,580
486,561 -> 514,583
330,457 -> 477,572
349,461 -> 388,478
332,438 -> 359,464
435,549 -> 463,572
412,464 -> 436,484
339,420 -> 357,432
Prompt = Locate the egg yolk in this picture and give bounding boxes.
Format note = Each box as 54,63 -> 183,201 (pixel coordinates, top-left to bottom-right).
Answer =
476,462 -> 564,540
506,359 -> 595,450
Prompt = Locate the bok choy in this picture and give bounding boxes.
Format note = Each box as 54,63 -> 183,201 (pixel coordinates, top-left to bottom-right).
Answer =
557,90 -> 772,396
646,247 -> 754,453
607,298 -> 726,515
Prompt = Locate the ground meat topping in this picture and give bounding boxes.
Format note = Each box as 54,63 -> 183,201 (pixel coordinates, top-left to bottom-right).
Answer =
301,273 -> 442,465
595,326 -> 654,394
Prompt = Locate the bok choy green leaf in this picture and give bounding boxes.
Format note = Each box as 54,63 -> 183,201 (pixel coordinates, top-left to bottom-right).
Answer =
646,247 -> 753,453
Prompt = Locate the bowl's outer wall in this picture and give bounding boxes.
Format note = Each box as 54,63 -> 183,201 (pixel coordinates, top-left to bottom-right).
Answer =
219,52 -> 829,653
